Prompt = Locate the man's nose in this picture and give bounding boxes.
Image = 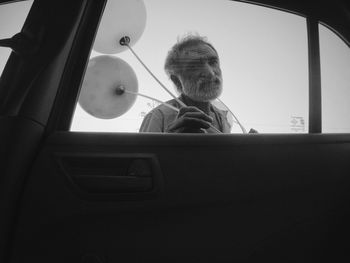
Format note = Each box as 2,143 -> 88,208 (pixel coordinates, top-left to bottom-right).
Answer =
202,63 -> 215,76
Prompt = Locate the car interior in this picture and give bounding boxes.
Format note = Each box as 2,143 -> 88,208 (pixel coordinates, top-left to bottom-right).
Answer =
1,0 -> 350,262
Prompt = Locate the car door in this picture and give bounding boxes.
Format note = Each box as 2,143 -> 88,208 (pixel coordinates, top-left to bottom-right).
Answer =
1,0 -> 350,263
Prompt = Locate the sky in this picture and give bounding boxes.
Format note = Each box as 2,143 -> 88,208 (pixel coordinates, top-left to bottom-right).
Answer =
319,24 -> 350,133
0,0 -> 349,133
0,1 -> 32,74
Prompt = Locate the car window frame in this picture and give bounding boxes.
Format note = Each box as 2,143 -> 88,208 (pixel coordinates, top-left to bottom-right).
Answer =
44,0 -> 350,135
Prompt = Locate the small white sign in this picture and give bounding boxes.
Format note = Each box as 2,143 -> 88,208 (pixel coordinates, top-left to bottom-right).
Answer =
290,116 -> 305,132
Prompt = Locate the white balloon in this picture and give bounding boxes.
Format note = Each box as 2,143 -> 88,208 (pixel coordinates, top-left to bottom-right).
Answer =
79,55 -> 138,119
93,0 -> 147,54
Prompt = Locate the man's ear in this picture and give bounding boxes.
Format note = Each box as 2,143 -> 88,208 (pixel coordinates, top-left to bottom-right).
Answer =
170,75 -> 182,91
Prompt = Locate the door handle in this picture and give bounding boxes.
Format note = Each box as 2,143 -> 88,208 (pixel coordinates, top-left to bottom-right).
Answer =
71,174 -> 153,193
55,153 -> 162,196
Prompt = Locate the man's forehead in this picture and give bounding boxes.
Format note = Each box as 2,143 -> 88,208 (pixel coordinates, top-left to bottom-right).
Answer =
180,43 -> 218,59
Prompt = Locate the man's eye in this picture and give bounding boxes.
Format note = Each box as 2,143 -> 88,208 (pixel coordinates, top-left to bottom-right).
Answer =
209,58 -> 218,65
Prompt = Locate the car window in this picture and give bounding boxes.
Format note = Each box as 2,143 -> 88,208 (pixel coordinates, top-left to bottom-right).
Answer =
0,0 -> 33,76
319,23 -> 350,133
71,0 -> 309,134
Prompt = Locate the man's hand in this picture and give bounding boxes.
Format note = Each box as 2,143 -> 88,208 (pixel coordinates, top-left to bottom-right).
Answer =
166,106 -> 213,133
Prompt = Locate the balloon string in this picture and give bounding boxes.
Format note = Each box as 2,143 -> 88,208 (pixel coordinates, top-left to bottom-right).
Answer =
123,90 -> 179,112
217,98 -> 247,134
124,43 -> 187,108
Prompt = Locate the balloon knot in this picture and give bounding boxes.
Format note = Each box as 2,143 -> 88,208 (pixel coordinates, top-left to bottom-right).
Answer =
119,36 -> 130,46
115,85 -> 125,95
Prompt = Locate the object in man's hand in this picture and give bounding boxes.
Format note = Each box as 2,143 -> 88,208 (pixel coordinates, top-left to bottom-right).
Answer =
248,128 -> 258,133
166,106 -> 213,133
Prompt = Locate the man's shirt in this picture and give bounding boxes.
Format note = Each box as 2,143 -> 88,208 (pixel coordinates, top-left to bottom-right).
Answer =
139,96 -> 232,133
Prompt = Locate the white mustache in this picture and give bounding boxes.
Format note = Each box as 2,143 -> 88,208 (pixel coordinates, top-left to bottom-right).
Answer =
197,77 -> 221,84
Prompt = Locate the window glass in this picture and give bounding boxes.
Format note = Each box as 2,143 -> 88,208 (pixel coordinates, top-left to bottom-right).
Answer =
71,0 -> 308,133
0,1 -> 33,76
319,24 -> 350,133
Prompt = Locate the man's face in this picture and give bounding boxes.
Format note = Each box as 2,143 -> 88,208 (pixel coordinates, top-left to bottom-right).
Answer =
177,43 -> 222,102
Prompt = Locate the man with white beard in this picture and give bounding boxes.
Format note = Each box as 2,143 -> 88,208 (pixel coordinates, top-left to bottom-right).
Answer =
139,34 -> 231,133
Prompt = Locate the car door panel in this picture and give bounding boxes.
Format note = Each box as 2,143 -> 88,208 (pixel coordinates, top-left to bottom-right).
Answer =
10,132 -> 350,262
